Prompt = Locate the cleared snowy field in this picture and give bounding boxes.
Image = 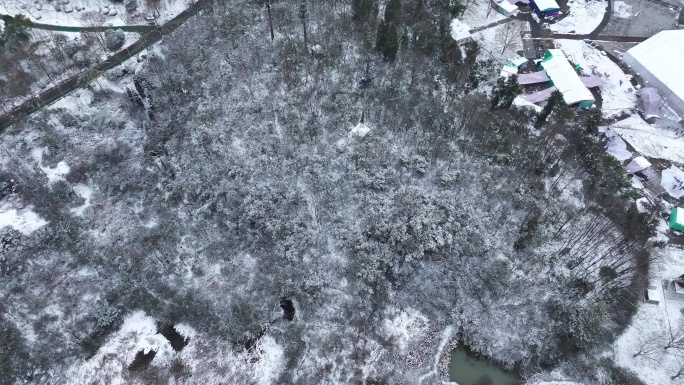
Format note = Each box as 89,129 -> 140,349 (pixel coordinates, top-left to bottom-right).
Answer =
549,0 -> 607,34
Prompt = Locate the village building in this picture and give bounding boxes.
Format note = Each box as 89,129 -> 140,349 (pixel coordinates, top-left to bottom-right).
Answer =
623,30 -> 684,118
670,207 -> 684,232
492,0 -> 520,17
538,49 -> 595,108
450,19 -> 473,45
529,0 -> 560,18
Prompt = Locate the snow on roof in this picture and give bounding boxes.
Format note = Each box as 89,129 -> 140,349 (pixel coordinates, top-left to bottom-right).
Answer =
450,19 -> 472,41
646,282 -> 663,303
513,96 -> 543,112
351,122 -> 371,137
495,0 -> 519,14
523,86 -> 558,103
623,30 -> 684,116
500,65 -> 519,77
605,133 -> 632,161
674,207 -> 684,226
625,156 -> 651,173
661,165 -> 684,199
542,50 -> 595,105
580,75 -> 607,88
517,71 -> 550,85
506,56 -> 528,67
532,0 -> 561,11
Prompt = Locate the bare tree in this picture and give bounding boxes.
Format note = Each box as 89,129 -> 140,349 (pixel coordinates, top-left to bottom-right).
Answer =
495,21 -> 522,55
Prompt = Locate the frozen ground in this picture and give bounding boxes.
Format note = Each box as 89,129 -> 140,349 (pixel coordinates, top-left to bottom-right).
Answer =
549,0 -> 607,34
0,0 -> 188,26
555,39 -> 635,118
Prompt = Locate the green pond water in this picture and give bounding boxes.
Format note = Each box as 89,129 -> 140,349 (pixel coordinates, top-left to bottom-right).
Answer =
449,346 -> 519,385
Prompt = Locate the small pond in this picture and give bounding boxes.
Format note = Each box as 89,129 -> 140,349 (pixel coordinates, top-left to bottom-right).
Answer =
449,346 -> 519,385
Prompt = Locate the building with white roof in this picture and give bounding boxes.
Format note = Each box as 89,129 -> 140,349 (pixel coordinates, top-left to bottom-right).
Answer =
539,49 -> 595,108
623,30 -> 684,118
529,0 -> 560,17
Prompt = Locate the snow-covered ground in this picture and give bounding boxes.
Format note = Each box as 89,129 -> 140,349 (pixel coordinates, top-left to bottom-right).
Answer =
474,20 -> 529,64
0,0 -> 188,26
460,0 -> 507,29
555,39 -> 636,118
549,0 -> 607,34
62,311 -> 286,385
613,229 -> 684,385
0,204 -> 47,235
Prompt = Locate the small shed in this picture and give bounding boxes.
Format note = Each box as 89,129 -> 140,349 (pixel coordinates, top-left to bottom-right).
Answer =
493,0 -> 520,17
625,156 -> 651,174
644,283 -> 662,305
670,207 -> 684,232
450,19 -> 472,45
529,0 -> 560,17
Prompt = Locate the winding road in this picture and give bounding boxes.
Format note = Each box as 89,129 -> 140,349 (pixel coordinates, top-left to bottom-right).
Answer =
0,0 -> 207,129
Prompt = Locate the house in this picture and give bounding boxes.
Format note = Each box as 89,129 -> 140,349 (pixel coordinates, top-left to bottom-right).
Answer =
623,30 -> 684,118
677,9 -> 684,29
670,207 -> 684,232
538,49 -> 595,108
529,0 -> 560,18
449,19 -> 473,45
492,0 -> 520,17
644,283 -> 662,305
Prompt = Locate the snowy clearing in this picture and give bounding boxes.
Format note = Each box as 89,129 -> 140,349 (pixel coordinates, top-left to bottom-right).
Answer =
0,204 -> 48,235
549,0 -> 608,34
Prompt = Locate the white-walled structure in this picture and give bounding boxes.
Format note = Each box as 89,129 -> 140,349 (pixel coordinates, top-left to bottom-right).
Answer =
623,30 -> 684,118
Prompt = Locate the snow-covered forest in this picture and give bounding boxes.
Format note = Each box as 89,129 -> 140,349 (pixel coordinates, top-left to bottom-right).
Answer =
0,1 -> 659,384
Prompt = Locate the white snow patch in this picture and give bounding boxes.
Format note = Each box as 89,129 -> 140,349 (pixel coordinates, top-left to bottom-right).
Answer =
383,308 -> 429,352
70,184 -> 93,216
0,204 -> 48,235
549,0 -> 607,34
604,129 -> 632,161
31,147 -> 70,185
253,335 -> 285,385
